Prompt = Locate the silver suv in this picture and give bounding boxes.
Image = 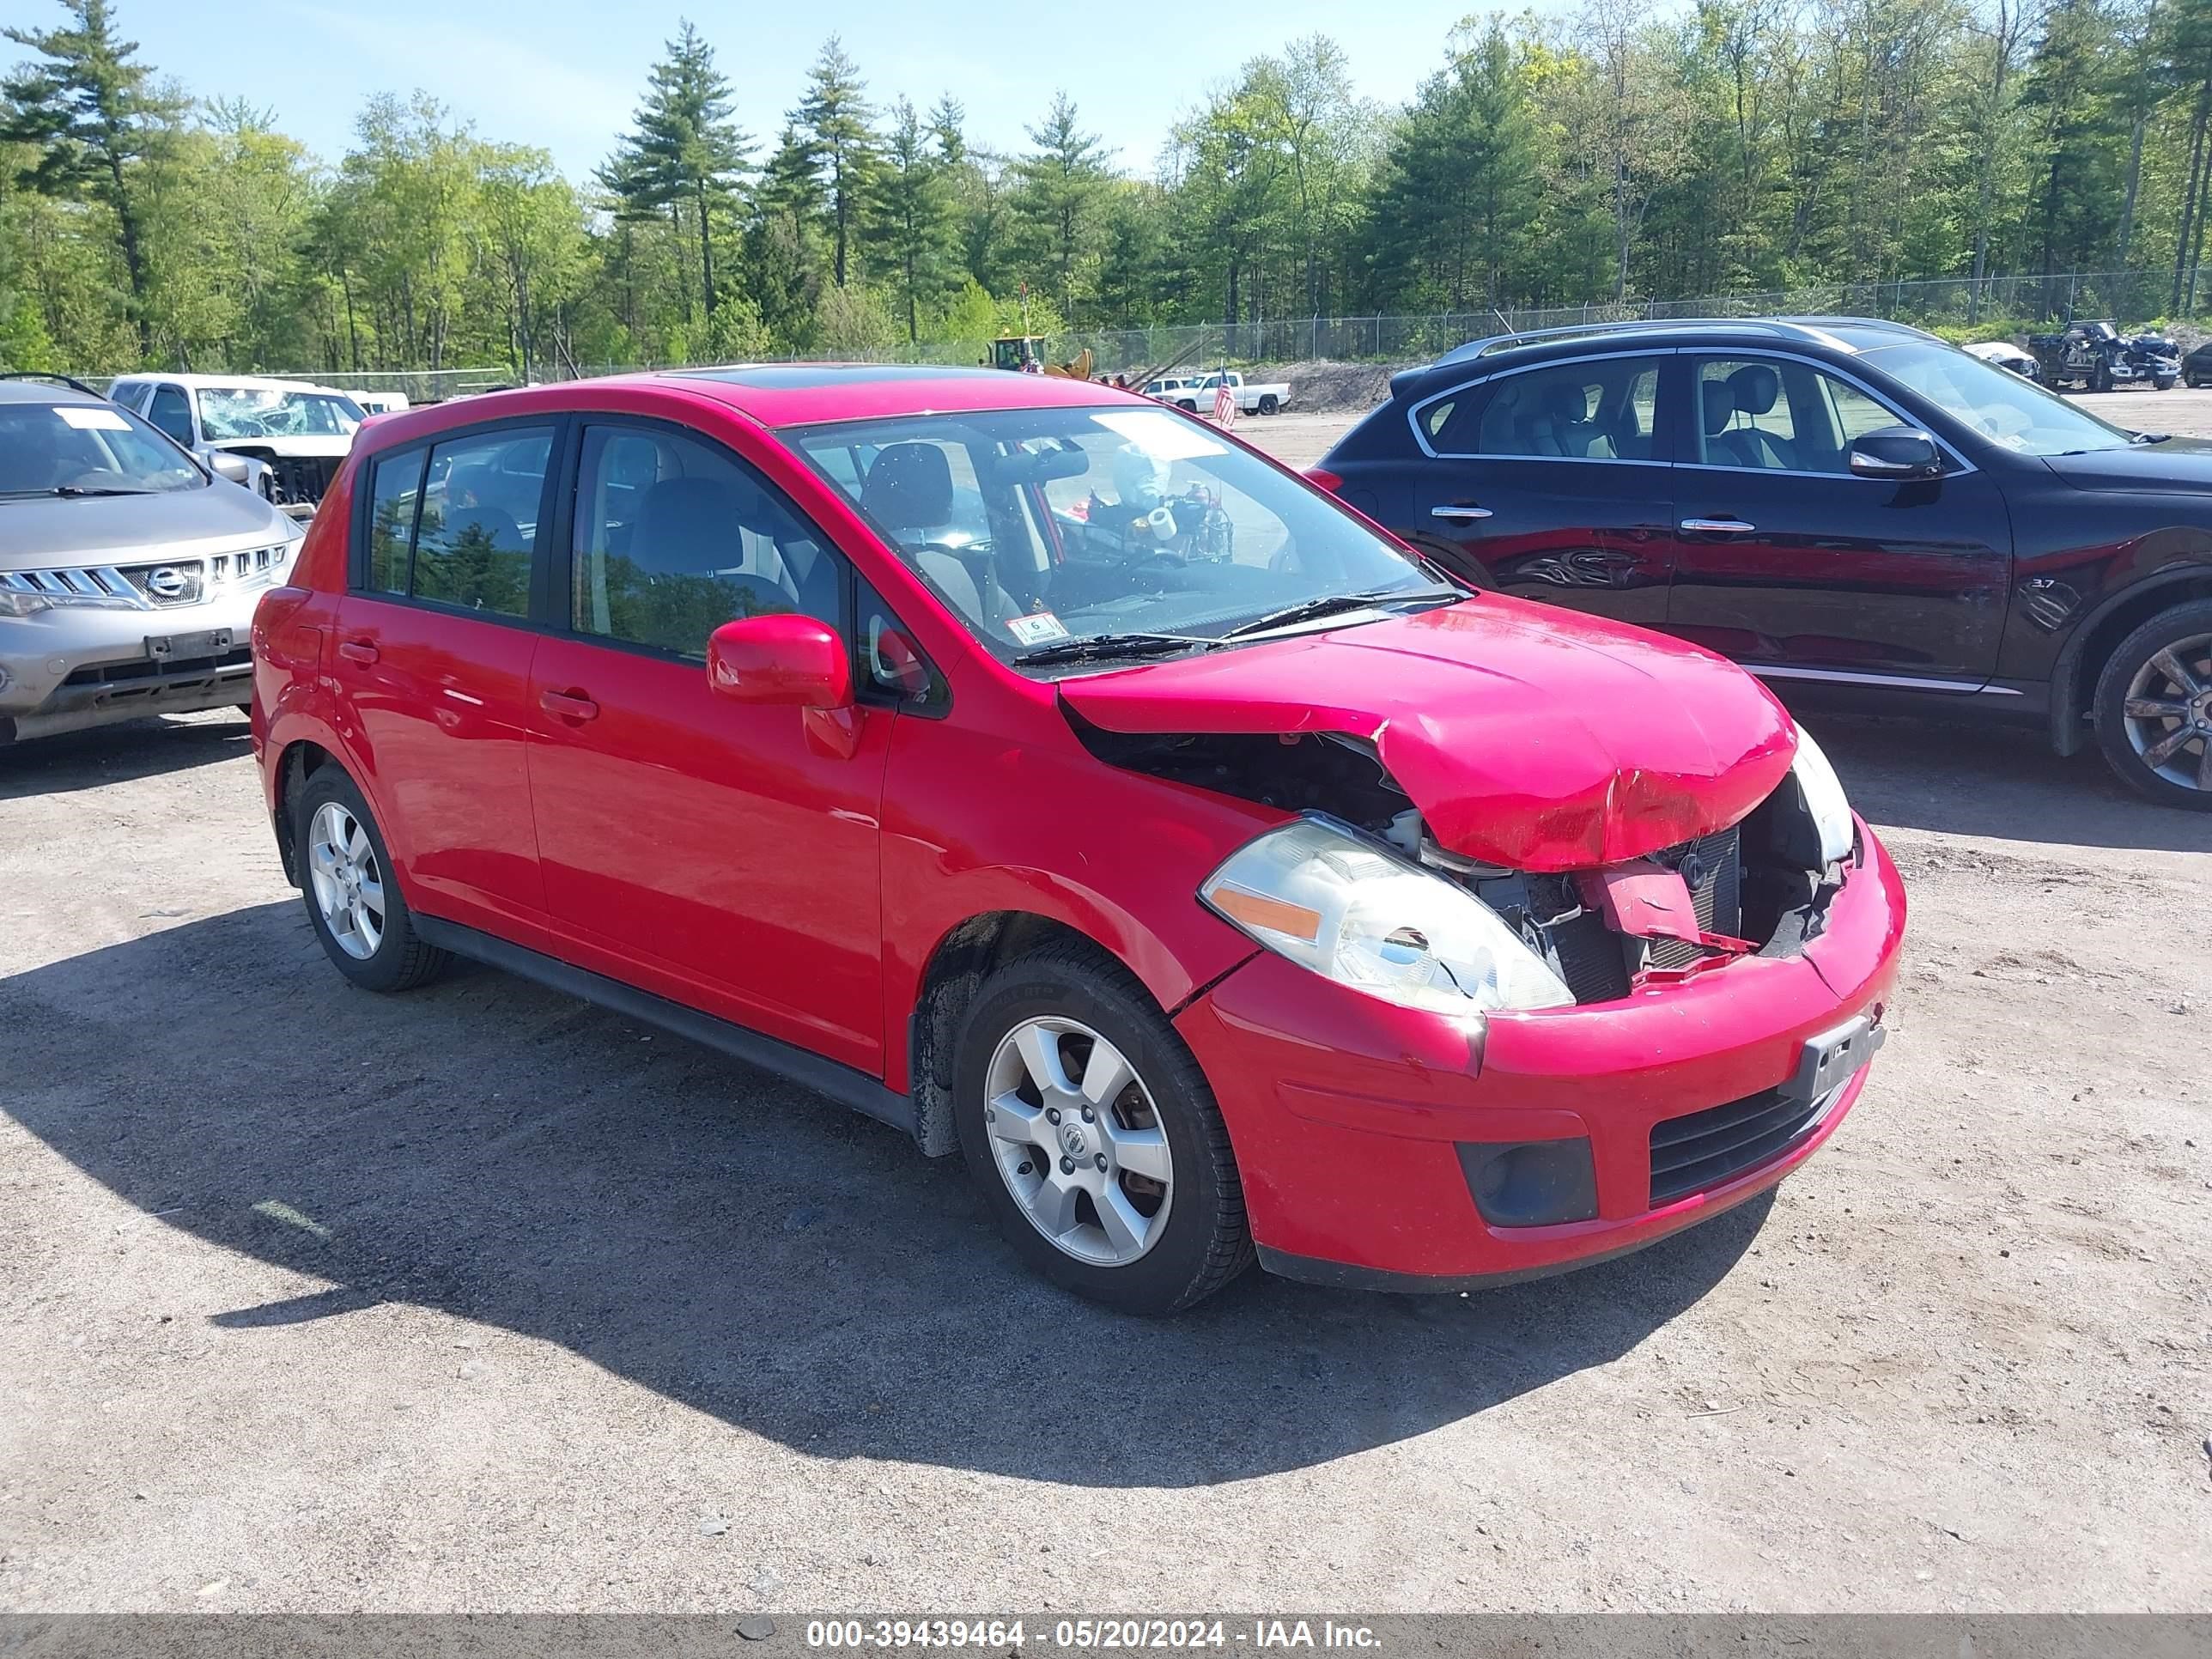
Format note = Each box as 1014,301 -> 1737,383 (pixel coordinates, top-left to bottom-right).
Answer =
1,376 -> 302,744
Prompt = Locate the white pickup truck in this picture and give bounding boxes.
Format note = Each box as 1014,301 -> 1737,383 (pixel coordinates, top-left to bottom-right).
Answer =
1141,370 -> 1291,416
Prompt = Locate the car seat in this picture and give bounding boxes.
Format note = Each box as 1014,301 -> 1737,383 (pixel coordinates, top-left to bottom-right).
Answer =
1706,365 -> 1794,470
438,466 -> 525,551
861,442 -> 1013,629
629,476 -> 796,616
1523,381 -> 1597,458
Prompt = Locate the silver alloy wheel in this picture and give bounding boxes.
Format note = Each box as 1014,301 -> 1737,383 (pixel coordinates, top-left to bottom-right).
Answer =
982,1016 -> 1174,1267
307,800 -> 386,961
2122,633 -> 2212,792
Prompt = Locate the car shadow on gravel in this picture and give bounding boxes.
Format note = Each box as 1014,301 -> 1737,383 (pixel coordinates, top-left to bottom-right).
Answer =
1802,711 -> 2212,855
0,713 -> 252,800
4,901 -> 1771,1488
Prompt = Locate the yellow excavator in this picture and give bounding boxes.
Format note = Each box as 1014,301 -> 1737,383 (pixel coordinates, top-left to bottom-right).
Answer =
989,335 -> 1094,380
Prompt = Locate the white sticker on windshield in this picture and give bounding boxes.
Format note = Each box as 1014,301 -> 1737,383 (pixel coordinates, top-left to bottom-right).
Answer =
56,404 -> 131,430
1006,611 -> 1073,646
1094,410 -> 1229,460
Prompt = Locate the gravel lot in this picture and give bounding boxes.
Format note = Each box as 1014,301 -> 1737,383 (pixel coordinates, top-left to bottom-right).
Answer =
3,394 -> 2209,1616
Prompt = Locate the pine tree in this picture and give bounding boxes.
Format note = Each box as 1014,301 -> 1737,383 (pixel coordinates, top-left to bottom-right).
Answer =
1012,92 -> 1113,320
599,20 -> 750,314
871,97 -> 957,340
1,0 -> 186,359
793,36 -> 879,288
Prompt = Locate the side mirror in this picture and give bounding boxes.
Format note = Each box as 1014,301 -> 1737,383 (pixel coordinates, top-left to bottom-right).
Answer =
1847,425 -> 1944,481
207,452 -> 253,485
706,613 -> 854,709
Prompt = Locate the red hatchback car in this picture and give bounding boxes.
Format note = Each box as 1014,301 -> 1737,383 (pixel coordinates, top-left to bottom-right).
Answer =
252,366 -> 1905,1314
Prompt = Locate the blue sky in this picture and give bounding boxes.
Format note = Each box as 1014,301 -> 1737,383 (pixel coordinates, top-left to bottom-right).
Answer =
75,0 -> 1486,181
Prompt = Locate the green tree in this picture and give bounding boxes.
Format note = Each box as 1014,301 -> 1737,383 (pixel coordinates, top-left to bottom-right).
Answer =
1012,92 -> 1113,319
1,0 -> 186,359
600,20 -> 750,315
793,35 -> 879,288
870,96 -> 958,340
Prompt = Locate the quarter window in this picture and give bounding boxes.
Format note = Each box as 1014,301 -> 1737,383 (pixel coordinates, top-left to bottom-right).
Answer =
364,447 -> 426,594
1444,357 -> 1665,460
570,424 -> 842,658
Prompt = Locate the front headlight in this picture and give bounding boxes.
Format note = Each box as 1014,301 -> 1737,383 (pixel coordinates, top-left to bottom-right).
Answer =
1200,816 -> 1575,1015
1790,727 -> 1855,866
0,589 -> 54,618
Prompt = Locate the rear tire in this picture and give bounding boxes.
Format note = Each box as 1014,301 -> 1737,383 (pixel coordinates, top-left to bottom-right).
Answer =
1257,394 -> 1279,416
2091,600 -> 2212,811
295,769 -> 453,989
952,941 -> 1252,1315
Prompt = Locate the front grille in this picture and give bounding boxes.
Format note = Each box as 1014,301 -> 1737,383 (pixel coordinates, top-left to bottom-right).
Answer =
208,544 -> 289,584
2,564 -> 143,604
1647,825 -> 1742,969
3,545 -> 288,611
1648,1080 -> 1830,1206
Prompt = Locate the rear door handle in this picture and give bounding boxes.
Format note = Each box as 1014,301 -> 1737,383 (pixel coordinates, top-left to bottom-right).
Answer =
1680,517 -> 1758,535
539,689 -> 599,721
1431,504 -> 1494,521
337,639 -> 378,665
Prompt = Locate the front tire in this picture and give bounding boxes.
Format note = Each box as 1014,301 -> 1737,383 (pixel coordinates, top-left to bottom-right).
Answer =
295,769 -> 453,989
952,942 -> 1252,1314
2092,601 -> 2212,810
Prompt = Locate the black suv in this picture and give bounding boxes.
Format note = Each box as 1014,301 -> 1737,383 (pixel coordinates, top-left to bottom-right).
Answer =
1316,317 -> 2212,809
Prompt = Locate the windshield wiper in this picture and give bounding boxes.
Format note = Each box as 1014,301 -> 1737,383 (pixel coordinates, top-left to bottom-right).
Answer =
1218,586 -> 1460,641
1012,631 -> 1221,666
2131,431 -> 2173,445
12,484 -> 161,498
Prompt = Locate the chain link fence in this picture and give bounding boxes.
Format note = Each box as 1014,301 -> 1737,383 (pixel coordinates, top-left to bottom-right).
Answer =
238,268 -> 2212,398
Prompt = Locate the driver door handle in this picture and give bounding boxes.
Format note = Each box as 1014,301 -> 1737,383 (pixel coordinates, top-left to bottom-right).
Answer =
1680,517 -> 1758,535
539,689 -> 599,722
1431,504 -> 1494,521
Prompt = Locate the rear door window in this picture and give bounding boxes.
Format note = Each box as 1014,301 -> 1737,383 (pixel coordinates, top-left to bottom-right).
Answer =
354,423 -> 551,616
411,427 -> 553,616
1433,356 -> 1666,460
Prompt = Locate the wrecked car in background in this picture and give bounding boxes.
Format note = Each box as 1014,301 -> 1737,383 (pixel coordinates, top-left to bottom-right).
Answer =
2027,320 -> 2180,392
107,373 -> 367,518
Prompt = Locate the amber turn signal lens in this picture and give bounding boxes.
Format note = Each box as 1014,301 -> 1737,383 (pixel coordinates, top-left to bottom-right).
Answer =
1210,884 -> 1322,943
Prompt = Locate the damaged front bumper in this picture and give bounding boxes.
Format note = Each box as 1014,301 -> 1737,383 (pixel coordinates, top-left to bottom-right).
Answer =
1173,814 -> 1905,1289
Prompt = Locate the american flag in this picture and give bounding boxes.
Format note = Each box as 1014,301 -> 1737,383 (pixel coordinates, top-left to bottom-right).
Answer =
1212,379 -> 1237,427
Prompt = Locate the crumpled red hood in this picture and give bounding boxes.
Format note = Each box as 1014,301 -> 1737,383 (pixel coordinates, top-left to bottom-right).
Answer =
1058,596 -> 1799,872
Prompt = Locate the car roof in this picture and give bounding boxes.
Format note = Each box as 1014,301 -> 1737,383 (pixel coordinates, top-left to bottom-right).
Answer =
110,372 -> 354,394
0,376 -> 102,405
349,363 -> 1133,451
1381,314 -> 1943,405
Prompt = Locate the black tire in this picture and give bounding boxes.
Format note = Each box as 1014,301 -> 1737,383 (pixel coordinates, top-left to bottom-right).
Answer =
1176,399 -> 1198,413
2091,599 -> 2212,811
294,767 -> 453,989
951,941 -> 1252,1315
2092,361 -> 2113,393
1257,394 -> 1279,416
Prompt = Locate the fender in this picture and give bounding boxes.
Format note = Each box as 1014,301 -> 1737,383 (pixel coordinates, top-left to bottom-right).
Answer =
2047,556 -> 2212,754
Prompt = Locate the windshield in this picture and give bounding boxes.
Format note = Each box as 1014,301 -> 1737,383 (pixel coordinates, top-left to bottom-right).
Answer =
792,405 -> 1447,670
195,386 -> 364,441
1864,341 -> 2136,456
0,399 -> 206,496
